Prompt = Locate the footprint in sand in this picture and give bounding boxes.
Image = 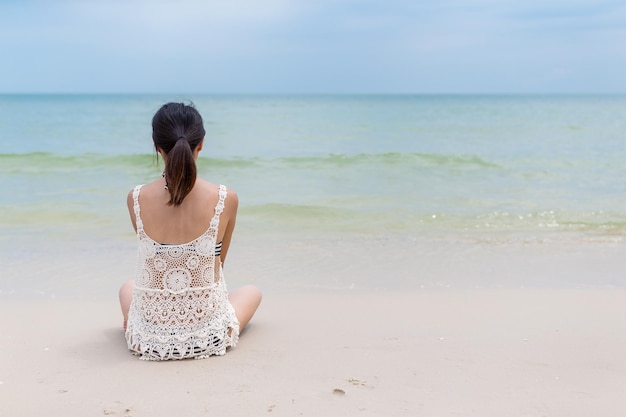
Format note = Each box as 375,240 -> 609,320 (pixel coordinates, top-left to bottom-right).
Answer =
332,388 -> 346,396
103,404 -> 133,416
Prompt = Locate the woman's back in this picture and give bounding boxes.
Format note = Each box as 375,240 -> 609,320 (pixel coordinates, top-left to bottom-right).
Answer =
128,178 -> 236,248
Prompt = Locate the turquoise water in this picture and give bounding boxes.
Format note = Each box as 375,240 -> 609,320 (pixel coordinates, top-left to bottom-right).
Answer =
1,94 -> 625,241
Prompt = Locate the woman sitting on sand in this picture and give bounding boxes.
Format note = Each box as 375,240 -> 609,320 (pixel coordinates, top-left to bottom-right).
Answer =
118,102 -> 262,360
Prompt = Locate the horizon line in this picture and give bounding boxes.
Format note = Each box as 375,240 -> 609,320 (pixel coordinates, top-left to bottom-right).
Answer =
1,91 -> 625,96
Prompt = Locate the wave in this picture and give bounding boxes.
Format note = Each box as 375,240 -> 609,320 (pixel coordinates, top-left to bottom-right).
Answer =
0,152 -> 148,172
240,203 -> 626,235
278,152 -> 501,169
0,151 -> 501,175
0,152 -> 262,174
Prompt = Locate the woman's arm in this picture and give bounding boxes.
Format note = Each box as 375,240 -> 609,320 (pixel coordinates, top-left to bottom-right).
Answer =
127,189 -> 138,233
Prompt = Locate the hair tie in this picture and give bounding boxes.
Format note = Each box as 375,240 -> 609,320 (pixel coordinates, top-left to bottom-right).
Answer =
177,135 -> 186,141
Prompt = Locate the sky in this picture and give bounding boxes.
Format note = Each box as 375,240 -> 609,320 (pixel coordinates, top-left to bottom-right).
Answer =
1,0 -> 625,94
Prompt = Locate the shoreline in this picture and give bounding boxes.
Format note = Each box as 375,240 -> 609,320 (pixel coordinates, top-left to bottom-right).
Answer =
2,232 -> 625,302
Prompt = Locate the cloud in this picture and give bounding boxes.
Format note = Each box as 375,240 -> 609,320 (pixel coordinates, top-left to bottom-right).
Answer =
1,0 -> 625,93
73,0 -> 298,29
1,0 -> 300,52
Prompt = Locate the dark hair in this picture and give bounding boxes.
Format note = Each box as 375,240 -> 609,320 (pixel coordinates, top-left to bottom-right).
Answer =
152,102 -> 206,206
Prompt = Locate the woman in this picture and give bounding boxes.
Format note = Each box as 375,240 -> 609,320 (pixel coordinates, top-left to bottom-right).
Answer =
118,102 -> 262,360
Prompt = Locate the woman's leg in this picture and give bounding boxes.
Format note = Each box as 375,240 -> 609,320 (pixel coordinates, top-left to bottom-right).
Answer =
119,280 -> 135,330
229,285 -> 262,331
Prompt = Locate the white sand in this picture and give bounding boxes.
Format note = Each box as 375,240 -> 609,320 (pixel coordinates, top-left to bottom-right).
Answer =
1,288 -> 626,417
2,231 -> 626,416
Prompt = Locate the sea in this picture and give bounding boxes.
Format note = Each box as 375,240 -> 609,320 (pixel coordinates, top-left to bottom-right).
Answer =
1,94 -> 625,296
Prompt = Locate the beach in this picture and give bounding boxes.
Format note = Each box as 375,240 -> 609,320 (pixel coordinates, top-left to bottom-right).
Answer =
2,288 -> 625,416
2,236 -> 626,416
1,94 -> 626,416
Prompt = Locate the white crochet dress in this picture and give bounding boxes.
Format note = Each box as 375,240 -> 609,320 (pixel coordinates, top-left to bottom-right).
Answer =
125,184 -> 240,360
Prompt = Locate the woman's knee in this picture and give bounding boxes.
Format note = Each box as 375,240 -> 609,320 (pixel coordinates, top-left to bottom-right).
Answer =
244,285 -> 262,304
232,285 -> 261,302
119,280 -> 135,317
119,280 -> 135,300
230,285 -> 262,330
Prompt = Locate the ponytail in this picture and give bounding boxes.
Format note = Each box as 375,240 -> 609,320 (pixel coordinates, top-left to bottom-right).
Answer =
163,137 -> 197,206
151,103 -> 205,206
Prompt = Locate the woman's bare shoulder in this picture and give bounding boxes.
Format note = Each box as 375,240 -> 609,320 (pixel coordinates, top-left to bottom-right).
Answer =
196,179 -> 238,212
196,178 -> 236,195
193,178 -> 218,194
126,180 -> 163,207
126,188 -> 134,210
225,186 -> 238,208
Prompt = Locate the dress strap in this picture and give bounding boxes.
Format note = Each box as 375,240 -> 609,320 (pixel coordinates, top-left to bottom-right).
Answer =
215,185 -> 227,217
132,185 -> 144,233
209,185 -> 227,234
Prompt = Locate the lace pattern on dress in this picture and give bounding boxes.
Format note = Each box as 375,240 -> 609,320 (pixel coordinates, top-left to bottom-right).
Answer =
125,184 -> 240,360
